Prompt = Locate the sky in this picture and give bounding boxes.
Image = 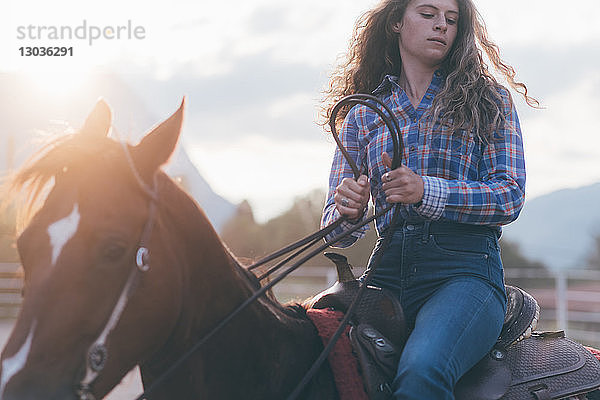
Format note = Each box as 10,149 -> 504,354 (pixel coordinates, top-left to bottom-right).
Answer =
2,0 -> 600,222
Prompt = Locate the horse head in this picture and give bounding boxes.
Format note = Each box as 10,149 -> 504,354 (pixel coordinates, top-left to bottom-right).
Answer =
0,99 -> 186,399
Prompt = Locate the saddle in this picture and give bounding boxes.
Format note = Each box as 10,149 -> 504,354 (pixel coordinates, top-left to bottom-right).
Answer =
306,252 -> 600,400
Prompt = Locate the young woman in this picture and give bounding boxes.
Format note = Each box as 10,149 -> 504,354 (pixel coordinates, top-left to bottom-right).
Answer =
320,0 -> 537,398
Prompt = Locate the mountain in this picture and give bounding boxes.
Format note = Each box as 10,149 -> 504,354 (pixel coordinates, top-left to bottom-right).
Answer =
0,72 -> 235,232
503,183 -> 600,270
164,147 -> 235,232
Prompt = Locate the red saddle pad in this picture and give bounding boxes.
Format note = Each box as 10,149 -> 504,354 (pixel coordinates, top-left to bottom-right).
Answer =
586,346 -> 600,362
306,308 -> 369,400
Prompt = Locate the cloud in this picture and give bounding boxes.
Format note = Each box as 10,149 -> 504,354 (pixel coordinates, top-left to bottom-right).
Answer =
477,0 -> 600,48
246,5 -> 288,35
122,52 -> 329,143
522,71 -> 600,198
502,43 -> 600,108
4,0 -> 599,221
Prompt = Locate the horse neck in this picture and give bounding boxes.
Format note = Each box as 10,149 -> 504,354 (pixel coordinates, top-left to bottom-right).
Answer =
141,182 -> 328,398
180,244 -> 326,398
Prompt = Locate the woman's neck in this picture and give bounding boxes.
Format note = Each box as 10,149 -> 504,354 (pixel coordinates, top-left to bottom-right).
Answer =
398,63 -> 437,108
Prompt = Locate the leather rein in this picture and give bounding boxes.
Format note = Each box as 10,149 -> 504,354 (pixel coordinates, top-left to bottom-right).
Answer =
75,94 -> 404,400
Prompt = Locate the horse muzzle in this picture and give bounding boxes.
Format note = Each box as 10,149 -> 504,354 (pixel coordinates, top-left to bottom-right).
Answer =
1,382 -> 79,400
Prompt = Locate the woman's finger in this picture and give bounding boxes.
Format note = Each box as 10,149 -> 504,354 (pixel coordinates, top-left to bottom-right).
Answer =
336,186 -> 363,204
382,151 -> 393,169
335,197 -> 364,218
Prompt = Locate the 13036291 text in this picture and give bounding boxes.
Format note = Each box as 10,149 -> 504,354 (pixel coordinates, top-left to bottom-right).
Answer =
19,47 -> 74,56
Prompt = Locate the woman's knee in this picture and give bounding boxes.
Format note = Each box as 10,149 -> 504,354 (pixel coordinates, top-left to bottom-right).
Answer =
393,357 -> 454,400
395,347 -> 456,390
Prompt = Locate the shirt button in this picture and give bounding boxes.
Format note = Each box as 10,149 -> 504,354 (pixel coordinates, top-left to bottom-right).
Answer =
406,225 -> 415,231
412,118 -> 417,123
434,71 -> 441,77
425,95 -> 432,100
410,145 -> 416,151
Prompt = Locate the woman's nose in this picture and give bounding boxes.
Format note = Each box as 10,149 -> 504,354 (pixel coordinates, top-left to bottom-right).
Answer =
434,16 -> 448,32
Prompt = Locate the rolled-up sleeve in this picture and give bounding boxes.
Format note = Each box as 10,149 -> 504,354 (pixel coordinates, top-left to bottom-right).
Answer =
415,91 -> 526,225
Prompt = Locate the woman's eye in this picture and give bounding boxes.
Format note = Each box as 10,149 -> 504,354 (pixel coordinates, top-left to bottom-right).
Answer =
421,13 -> 434,18
447,18 -> 457,25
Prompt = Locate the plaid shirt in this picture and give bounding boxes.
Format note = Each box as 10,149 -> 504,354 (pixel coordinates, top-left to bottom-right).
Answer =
321,72 -> 526,247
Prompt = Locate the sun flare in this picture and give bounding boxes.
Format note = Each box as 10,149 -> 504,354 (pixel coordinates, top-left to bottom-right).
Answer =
24,68 -> 92,101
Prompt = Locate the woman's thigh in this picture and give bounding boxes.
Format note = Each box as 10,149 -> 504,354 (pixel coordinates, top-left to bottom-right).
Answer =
400,230 -> 506,325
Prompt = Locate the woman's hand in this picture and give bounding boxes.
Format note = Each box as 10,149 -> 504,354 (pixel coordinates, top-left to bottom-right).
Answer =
334,175 -> 370,220
381,152 -> 424,204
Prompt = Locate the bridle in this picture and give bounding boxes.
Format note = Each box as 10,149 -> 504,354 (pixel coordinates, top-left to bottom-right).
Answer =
76,141 -> 159,400
75,93 -> 404,400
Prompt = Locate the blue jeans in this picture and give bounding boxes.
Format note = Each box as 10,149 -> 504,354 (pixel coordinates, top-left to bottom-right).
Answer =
363,221 -> 507,400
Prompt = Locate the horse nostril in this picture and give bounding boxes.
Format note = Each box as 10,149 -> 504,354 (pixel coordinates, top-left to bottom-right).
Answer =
76,384 -> 97,400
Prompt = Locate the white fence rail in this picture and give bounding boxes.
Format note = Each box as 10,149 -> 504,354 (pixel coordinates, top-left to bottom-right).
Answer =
274,266 -> 600,348
0,263 -> 23,319
504,267 -> 600,347
272,267 -> 338,301
3,261 -> 600,347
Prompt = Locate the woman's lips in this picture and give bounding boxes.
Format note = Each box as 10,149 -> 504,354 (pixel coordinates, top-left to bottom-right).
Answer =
428,37 -> 447,45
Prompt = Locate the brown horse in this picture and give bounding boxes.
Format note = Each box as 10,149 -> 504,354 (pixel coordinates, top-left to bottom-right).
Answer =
0,100 -> 336,400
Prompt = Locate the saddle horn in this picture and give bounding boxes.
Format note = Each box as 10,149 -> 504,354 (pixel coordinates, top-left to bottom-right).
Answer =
324,252 -> 356,283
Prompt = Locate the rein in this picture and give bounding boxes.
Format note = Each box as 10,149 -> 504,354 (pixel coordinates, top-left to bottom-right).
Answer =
140,93 -> 403,400
247,93 -> 402,279
285,95 -> 403,399
75,94 -> 404,400
136,94 -> 403,400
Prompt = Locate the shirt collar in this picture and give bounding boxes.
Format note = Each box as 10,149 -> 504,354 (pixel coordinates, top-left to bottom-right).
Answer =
371,69 -> 446,96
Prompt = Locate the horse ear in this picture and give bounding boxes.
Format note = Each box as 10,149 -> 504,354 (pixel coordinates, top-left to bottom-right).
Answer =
81,98 -> 112,137
133,98 -> 185,172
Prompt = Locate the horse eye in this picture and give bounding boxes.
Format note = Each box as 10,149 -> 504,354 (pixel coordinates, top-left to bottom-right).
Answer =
102,244 -> 127,263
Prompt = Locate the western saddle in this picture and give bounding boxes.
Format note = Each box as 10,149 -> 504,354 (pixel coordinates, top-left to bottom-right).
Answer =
305,252 -> 600,400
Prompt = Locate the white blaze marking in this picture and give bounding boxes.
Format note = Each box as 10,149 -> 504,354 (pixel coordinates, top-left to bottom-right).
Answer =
0,323 -> 36,397
47,203 -> 80,266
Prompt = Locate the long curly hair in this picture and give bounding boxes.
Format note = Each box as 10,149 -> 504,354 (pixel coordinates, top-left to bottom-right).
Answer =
321,0 -> 538,141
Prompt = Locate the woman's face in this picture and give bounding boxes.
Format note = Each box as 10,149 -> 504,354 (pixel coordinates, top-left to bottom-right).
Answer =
394,0 -> 459,69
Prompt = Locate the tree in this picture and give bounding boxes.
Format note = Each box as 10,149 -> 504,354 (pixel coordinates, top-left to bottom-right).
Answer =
500,240 -> 546,270
586,233 -> 600,270
221,189 -> 377,273
220,200 -> 263,260
500,239 -> 551,288
222,192 -> 551,286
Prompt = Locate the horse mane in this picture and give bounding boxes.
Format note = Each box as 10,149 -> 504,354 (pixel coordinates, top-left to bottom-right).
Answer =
157,174 -> 313,322
4,132 -> 123,229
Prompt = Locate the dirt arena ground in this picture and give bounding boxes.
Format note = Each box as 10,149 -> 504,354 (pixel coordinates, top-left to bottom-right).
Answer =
0,320 -> 143,399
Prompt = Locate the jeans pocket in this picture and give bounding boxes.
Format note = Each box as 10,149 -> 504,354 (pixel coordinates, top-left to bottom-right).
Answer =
428,233 -> 490,260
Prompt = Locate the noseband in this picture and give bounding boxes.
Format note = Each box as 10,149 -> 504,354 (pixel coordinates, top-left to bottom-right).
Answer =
77,140 -> 158,400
